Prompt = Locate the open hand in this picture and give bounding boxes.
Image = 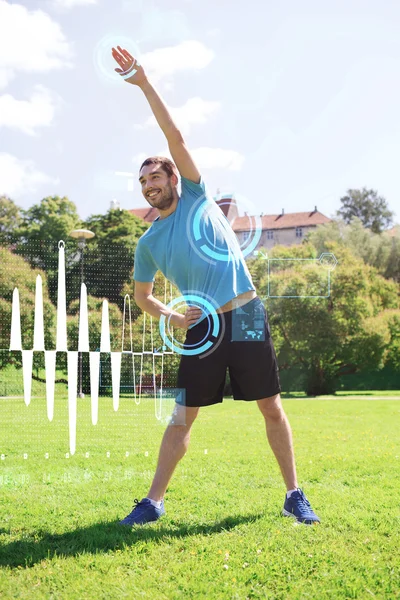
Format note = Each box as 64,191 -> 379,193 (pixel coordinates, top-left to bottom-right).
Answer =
111,46 -> 147,86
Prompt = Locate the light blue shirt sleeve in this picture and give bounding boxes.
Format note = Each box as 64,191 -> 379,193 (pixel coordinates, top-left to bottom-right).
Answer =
133,238 -> 158,282
180,175 -> 207,200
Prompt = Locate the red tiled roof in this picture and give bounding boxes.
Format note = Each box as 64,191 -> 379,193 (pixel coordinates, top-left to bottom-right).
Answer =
130,198 -> 239,224
130,202 -> 332,230
231,210 -> 331,232
130,207 -> 159,222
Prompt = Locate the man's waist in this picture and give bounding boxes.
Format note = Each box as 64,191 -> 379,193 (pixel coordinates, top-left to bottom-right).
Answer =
216,290 -> 257,314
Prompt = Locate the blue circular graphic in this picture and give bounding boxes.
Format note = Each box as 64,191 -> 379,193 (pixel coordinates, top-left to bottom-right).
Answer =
187,194 -> 262,264
159,294 -> 221,356
93,34 -> 142,86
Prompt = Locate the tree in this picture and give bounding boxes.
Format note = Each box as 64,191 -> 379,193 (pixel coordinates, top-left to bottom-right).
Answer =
247,241 -> 400,395
79,208 -> 149,310
0,246 -> 56,372
305,217 -> 400,283
15,196 -> 81,266
0,196 -> 22,247
13,196 -> 82,306
385,234 -> 400,283
383,311 -> 400,371
336,188 -> 394,234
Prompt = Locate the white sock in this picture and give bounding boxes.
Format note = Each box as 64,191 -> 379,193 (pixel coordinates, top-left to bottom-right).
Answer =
146,497 -> 162,508
286,488 -> 298,499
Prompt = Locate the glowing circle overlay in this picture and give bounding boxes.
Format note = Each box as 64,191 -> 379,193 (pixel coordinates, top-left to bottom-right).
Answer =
159,294 -> 220,356
187,194 -> 262,264
218,199 -> 262,258
93,34 -> 141,85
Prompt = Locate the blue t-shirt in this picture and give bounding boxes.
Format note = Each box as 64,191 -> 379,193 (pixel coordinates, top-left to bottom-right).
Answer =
133,175 -> 255,317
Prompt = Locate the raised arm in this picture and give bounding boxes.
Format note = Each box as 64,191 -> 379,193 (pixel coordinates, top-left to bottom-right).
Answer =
112,46 -> 201,184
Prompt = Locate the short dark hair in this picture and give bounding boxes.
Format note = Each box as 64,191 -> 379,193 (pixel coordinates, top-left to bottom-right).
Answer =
139,156 -> 179,181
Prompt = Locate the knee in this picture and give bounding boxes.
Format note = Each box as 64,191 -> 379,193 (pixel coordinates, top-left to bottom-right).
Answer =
170,405 -> 199,428
257,395 -> 285,421
168,421 -> 194,442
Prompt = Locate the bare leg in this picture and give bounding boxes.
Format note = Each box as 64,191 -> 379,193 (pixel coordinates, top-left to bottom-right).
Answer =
146,404 -> 199,502
257,394 -> 298,491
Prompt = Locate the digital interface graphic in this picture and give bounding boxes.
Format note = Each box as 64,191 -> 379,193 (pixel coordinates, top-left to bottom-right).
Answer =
186,192 -> 262,264
0,240 -> 189,460
159,292 -> 222,356
0,229 -> 339,476
254,250 -> 338,298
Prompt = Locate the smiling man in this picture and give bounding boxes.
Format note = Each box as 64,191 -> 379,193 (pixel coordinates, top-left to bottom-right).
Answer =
139,163 -> 178,213
112,46 -> 320,527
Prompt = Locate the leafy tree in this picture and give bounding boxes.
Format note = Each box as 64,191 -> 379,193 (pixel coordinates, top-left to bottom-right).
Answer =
248,241 -> 400,395
11,198 -> 148,311
15,196 -> 81,266
78,208 -> 149,310
336,188 -> 394,234
383,311 -> 400,371
305,217 -> 400,282
0,196 -> 22,247
13,196 -> 82,306
0,247 -> 56,373
385,234 -> 400,283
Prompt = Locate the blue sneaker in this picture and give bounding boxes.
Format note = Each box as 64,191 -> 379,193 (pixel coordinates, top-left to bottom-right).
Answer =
282,489 -> 320,525
119,498 -> 165,526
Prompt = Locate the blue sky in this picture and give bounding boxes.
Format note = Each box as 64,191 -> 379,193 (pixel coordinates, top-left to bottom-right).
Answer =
0,0 -> 399,224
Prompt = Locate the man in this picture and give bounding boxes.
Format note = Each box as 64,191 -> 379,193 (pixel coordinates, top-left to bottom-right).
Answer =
112,46 -> 320,526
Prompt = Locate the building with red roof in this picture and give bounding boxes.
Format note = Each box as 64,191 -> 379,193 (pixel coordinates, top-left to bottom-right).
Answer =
129,191 -> 332,252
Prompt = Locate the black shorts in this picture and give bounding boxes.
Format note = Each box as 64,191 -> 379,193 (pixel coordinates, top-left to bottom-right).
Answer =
176,296 -> 281,407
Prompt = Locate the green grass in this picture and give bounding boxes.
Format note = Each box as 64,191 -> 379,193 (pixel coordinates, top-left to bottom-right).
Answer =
280,390 -> 400,399
0,395 -> 400,599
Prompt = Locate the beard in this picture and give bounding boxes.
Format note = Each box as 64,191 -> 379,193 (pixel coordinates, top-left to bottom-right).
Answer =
146,181 -> 175,211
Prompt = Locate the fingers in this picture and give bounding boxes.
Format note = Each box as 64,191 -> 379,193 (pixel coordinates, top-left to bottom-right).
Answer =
119,46 -> 135,61
111,47 -> 128,68
112,46 -> 136,64
112,47 -> 139,79
112,46 -> 134,62
185,306 -> 203,326
186,306 -> 203,316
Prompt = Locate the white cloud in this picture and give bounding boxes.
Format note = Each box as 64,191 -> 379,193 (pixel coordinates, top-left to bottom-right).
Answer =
132,152 -> 148,166
0,85 -> 60,135
0,1 -> 73,90
141,41 -> 214,83
134,97 -> 221,135
190,147 -> 245,171
156,147 -> 244,171
206,28 -> 221,38
51,0 -> 97,8
0,153 -> 59,197
138,7 -> 190,44
122,0 -> 144,12
0,67 -> 13,89
162,81 -> 175,93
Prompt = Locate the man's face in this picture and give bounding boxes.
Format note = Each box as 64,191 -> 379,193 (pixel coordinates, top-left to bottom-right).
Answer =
139,164 -> 177,211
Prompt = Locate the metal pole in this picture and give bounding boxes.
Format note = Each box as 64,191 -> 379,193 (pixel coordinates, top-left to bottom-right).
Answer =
78,240 -> 85,398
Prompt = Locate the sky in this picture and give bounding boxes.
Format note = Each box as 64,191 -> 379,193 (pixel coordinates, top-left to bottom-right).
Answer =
0,0 -> 399,224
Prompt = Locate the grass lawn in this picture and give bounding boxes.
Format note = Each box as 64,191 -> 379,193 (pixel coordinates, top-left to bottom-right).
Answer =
0,394 -> 399,599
